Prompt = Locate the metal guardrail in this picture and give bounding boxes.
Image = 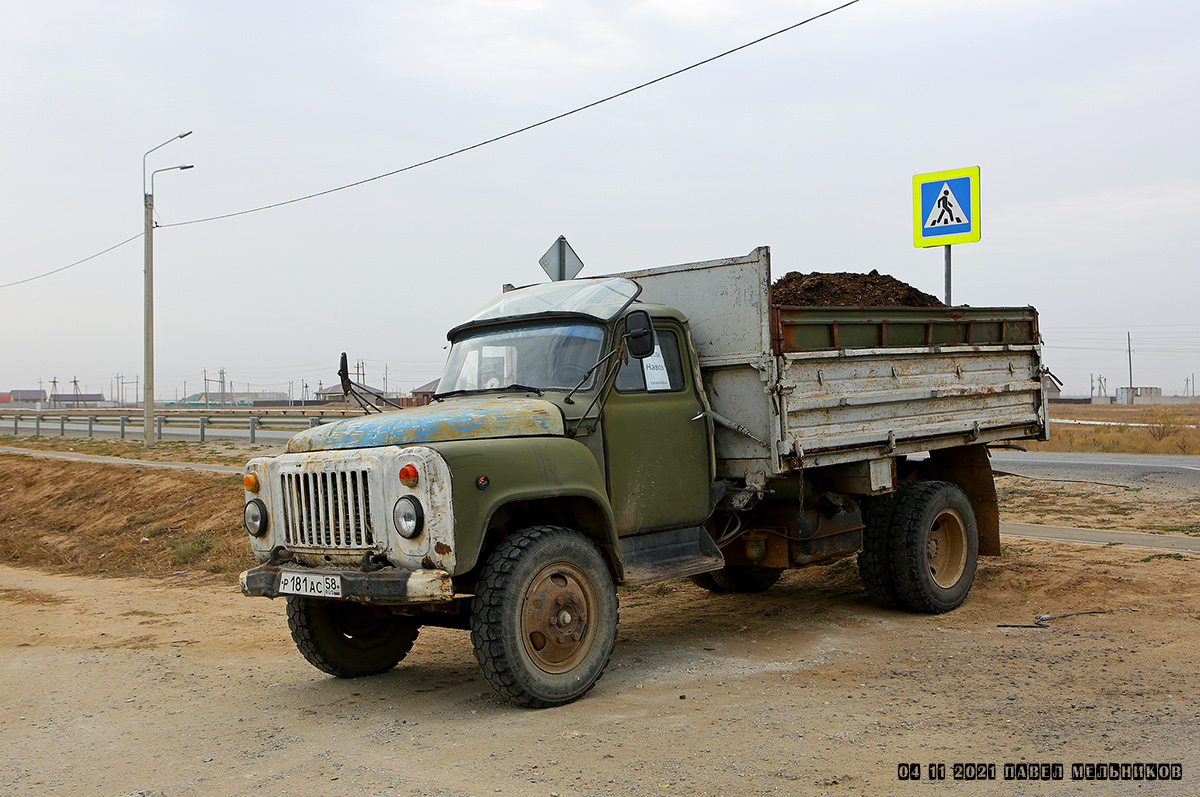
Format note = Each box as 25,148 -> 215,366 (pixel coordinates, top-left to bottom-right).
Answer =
0,410 -> 357,443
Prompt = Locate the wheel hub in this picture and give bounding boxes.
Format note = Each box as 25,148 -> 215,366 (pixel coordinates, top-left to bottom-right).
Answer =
926,508 -> 968,589
522,564 -> 597,674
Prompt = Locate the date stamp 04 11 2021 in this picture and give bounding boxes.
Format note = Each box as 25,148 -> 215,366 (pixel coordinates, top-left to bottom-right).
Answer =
896,762 -> 1185,783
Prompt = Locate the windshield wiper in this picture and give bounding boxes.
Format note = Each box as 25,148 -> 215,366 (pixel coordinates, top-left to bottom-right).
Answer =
434,384 -> 545,401
563,348 -> 621,405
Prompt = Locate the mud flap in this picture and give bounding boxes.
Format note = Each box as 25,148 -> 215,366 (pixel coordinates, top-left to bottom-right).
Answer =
618,526 -> 724,586
928,444 -> 1001,556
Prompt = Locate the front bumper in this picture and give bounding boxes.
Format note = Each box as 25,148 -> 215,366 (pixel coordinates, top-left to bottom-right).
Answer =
239,562 -> 454,605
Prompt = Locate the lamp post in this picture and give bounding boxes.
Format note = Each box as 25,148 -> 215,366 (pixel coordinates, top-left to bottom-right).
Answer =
143,131 -> 192,446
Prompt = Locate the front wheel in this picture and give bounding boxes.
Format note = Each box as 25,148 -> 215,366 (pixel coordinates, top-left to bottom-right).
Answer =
888,481 -> 979,614
470,526 -> 618,707
286,597 -> 420,677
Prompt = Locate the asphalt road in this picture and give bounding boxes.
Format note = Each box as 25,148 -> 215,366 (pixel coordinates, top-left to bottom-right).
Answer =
989,450 -> 1200,488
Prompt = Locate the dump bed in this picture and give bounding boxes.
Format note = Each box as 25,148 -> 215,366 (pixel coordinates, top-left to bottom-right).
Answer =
616,247 -> 1047,481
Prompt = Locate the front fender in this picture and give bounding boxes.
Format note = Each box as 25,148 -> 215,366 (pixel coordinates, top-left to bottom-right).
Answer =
428,436 -> 617,577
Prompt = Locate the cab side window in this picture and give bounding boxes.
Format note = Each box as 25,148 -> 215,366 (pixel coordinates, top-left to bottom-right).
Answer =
616,328 -> 685,392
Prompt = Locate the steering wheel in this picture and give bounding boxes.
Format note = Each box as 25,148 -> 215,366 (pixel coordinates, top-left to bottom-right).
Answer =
555,365 -> 590,387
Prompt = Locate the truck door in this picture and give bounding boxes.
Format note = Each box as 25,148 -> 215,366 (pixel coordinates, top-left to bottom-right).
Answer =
602,320 -> 713,535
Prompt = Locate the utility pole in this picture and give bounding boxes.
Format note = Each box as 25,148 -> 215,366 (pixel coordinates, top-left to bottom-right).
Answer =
50,377 -> 59,407
1127,332 -> 1133,390
143,131 -> 194,446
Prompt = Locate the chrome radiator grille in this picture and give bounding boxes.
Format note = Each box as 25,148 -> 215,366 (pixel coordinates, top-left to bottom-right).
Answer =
280,469 -> 374,548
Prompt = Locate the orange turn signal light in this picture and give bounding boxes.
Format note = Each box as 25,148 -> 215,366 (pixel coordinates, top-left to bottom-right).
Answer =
399,463 -> 419,488
244,472 -> 261,493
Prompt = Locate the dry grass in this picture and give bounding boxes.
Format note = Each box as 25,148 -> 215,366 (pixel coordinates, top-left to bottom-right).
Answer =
0,453 -> 254,582
0,434 -> 282,464
1025,404 -> 1200,455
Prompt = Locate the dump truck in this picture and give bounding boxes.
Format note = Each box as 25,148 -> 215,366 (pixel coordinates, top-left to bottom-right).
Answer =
240,246 -> 1048,707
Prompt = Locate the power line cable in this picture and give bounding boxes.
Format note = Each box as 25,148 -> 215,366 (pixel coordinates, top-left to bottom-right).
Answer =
0,232 -> 142,289
1,0 -> 861,289
158,0 -> 861,228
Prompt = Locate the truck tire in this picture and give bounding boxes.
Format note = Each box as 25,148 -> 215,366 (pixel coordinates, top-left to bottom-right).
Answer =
888,481 -> 979,614
688,566 -> 783,593
470,526 -> 618,708
857,487 -> 905,609
286,596 -> 420,678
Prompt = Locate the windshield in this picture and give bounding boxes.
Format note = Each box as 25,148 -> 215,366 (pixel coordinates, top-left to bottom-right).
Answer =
456,278 -> 641,329
439,321 -> 606,394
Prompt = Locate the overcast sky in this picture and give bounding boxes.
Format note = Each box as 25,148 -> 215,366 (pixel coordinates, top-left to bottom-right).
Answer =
2,0 -> 1198,401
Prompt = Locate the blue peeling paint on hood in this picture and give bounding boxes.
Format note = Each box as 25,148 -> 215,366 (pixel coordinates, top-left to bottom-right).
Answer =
286,396 -> 566,453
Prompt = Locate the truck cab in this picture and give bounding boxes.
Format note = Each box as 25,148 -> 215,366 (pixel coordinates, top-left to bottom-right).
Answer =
241,276 -> 725,707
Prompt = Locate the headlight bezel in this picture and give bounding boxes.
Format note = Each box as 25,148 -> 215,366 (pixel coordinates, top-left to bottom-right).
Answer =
244,498 -> 269,537
393,495 -> 425,539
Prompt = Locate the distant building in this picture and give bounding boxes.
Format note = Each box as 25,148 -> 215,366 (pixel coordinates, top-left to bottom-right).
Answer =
412,379 -> 440,406
172,391 -> 288,407
7,389 -> 47,407
1115,386 -> 1162,405
316,384 -> 387,405
49,392 -> 106,408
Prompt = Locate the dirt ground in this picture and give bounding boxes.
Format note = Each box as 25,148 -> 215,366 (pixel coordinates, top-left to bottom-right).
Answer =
995,473 -> 1200,536
1,439 -> 1198,795
2,542 -> 1197,797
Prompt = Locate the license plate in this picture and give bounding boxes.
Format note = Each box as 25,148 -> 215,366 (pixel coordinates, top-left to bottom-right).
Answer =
278,570 -> 342,598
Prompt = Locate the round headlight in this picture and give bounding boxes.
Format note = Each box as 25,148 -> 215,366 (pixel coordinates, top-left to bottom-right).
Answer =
393,496 -> 424,539
244,498 -> 269,537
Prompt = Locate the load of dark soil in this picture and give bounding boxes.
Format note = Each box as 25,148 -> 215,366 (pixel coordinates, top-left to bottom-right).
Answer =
771,270 -> 944,308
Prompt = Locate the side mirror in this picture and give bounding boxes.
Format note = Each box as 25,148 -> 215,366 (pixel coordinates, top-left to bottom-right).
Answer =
338,352 -> 353,395
624,310 -> 655,359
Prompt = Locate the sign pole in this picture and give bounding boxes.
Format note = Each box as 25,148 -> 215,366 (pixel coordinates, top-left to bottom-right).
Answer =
944,244 -> 952,305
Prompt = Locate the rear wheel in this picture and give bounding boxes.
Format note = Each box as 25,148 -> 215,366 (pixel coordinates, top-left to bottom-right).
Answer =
286,597 -> 420,677
857,487 -> 905,609
689,565 -> 783,593
888,481 -> 978,613
470,526 -> 618,707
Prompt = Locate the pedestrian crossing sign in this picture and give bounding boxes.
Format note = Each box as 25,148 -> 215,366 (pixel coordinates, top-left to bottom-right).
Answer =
913,166 -> 980,247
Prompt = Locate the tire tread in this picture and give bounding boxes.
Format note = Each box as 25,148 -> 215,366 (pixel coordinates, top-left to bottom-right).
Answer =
888,481 -> 978,614
286,597 -> 419,678
470,526 -> 617,707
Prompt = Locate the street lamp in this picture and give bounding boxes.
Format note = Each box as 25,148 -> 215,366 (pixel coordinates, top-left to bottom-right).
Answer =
143,131 -> 193,446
